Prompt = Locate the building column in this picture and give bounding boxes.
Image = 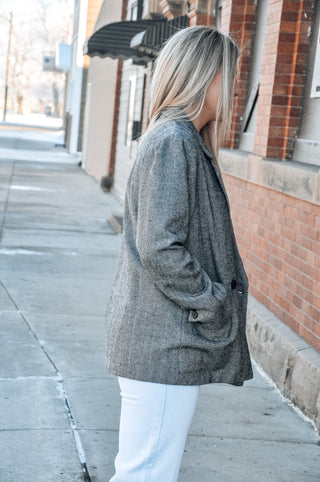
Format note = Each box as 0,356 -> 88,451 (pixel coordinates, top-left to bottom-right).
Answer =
106,0 -> 128,179
220,0 -> 256,149
253,0 -> 314,160
159,0 -> 185,19
188,0 -> 215,25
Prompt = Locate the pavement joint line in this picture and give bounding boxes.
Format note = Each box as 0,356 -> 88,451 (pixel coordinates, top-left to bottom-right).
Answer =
74,428 -> 320,446
0,426 -> 318,446
55,373 -> 92,482
0,246 -> 119,255
0,280 -> 21,313
252,358 -> 320,439
0,375 -> 115,381
0,280 -> 61,374
0,375 -> 60,380
0,428 -> 76,432
77,428 -> 119,433
2,226 -> 118,235
185,433 -> 320,445
0,159 -> 15,245
12,310 -> 106,318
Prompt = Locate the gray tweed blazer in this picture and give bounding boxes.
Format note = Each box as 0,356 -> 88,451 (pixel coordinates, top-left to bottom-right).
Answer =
105,118 -> 253,386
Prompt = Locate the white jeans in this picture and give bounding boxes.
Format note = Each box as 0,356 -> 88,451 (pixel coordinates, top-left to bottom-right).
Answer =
110,377 -> 200,482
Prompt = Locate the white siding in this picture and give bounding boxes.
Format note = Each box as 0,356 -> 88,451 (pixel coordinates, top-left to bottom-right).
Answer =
68,0 -> 88,154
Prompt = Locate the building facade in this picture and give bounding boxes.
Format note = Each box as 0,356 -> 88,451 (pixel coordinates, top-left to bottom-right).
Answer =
83,0 -> 320,431
65,0 -> 105,155
81,0 -> 123,179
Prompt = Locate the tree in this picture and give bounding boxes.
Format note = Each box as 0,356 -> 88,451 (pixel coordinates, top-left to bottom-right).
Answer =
0,0 -> 73,116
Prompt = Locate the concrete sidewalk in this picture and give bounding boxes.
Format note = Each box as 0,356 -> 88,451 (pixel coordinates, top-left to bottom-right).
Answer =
0,137 -> 319,481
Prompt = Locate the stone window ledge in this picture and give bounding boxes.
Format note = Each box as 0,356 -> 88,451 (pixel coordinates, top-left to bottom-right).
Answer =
219,149 -> 320,205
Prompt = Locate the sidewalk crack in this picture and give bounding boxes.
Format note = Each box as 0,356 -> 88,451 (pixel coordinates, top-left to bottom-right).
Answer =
56,374 -> 92,482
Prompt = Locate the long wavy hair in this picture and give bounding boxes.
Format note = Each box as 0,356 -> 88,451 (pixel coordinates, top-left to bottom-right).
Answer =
139,26 -> 239,161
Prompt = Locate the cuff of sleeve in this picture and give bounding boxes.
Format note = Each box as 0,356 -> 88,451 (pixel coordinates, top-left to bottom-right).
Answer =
187,307 -> 221,323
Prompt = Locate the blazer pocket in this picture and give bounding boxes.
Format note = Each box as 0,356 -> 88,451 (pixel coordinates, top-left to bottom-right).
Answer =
187,281 -> 228,323
191,299 -> 239,344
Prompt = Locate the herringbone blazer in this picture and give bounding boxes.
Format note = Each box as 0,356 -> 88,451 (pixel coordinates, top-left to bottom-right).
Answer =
105,119 -> 253,386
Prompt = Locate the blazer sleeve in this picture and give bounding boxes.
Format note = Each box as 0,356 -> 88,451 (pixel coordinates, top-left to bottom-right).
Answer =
135,132 -> 228,323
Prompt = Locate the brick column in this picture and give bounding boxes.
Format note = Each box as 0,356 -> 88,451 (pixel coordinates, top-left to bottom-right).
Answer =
188,0 -> 215,25
107,0 -> 128,177
159,0 -> 185,19
254,0 -> 314,160
220,0 -> 256,148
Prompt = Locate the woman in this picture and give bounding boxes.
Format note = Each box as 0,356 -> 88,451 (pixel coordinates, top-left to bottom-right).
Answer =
105,26 -> 253,481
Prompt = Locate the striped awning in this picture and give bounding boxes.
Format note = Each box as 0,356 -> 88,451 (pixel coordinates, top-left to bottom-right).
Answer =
83,19 -> 166,65
83,16 -> 189,65
131,15 -> 189,56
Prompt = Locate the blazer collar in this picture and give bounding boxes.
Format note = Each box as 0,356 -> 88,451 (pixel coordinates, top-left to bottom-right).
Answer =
182,118 -> 231,214
183,118 -> 215,160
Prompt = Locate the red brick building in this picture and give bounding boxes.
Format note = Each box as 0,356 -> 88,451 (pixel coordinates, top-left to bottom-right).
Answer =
83,0 -> 320,431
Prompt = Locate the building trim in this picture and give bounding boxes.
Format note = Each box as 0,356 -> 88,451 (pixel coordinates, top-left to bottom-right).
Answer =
219,149 -> 320,205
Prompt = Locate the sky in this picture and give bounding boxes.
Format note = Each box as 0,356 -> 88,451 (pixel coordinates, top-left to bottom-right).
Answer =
0,0 -> 74,23
0,0 -> 29,11
0,0 -> 44,16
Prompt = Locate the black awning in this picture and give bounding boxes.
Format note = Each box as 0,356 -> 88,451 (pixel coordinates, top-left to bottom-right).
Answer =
83,19 -> 167,65
130,15 -> 189,56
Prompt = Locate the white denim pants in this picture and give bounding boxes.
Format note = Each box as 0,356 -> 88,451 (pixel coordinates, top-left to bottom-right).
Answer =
110,376 -> 200,482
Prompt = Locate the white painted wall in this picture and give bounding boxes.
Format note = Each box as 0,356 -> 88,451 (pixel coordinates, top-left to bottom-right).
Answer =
82,0 -> 122,180
67,0 -> 88,154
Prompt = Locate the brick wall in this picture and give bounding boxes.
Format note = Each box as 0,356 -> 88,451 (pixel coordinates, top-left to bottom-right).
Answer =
217,0 -> 319,352
149,0 -> 320,353
224,173 -> 320,352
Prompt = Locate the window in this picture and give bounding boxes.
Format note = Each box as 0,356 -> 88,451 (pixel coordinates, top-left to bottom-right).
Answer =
215,0 -> 223,29
125,75 -> 137,147
124,70 -> 147,146
131,1 -> 138,20
311,24 -> 320,98
132,72 -> 146,141
130,0 -> 143,21
293,4 -> 320,166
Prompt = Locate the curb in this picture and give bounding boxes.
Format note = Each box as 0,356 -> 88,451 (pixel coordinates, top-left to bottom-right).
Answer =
246,295 -> 320,434
108,212 -> 123,234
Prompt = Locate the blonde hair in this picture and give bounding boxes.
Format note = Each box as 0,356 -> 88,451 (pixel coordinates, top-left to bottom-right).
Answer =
140,26 -> 239,160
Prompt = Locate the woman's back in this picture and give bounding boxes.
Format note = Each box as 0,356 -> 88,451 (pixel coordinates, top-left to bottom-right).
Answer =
105,118 -> 252,386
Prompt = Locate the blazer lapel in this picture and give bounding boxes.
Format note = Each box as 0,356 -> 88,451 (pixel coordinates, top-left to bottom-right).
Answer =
185,120 -> 231,214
